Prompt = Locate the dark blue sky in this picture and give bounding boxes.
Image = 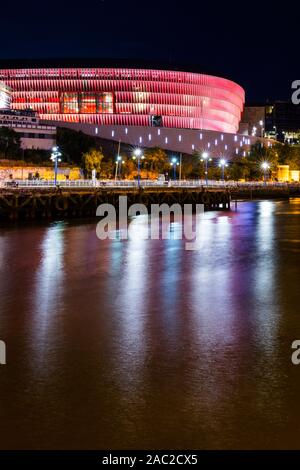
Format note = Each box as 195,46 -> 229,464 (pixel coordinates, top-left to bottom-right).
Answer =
1,0 -> 298,102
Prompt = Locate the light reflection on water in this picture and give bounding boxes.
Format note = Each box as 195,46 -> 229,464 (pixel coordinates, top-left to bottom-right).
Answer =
32,223 -> 65,353
0,200 -> 300,449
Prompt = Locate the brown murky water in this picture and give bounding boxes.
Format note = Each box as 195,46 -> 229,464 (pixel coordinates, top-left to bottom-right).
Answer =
1,200 -> 300,449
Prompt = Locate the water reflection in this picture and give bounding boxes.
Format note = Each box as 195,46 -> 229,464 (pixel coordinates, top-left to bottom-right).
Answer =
34,222 -> 65,318
28,222 -> 66,380
113,231 -> 149,391
254,201 -> 279,356
0,201 -> 300,449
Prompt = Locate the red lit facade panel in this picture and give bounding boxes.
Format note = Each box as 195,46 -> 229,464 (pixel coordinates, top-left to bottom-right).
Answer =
0,68 -> 245,133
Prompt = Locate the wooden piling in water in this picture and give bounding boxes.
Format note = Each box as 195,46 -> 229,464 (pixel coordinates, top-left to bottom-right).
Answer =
0,187 -> 231,222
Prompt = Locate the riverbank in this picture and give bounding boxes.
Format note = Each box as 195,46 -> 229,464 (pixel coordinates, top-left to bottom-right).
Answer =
0,187 -> 231,221
231,185 -> 300,200
0,185 -> 299,222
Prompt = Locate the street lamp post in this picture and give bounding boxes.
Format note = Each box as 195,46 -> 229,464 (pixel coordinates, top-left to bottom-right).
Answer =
261,162 -> 270,185
179,153 -> 182,181
119,159 -> 125,179
170,157 -> 179,180
132,148 -> 144,188
115,155 -> 122,180
50,146 -> 62,186
219,158 -> 228,183
201,152 -> 210,185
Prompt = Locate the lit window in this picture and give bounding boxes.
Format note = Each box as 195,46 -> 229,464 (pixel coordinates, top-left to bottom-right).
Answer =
97,93 -> 113,114
81,93 -> 96,114
62,93 -> 79,114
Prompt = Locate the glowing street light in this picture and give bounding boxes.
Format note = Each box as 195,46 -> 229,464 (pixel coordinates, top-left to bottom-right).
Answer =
170,156 -> 179,180
132,148 -> 144,188
115,155 -> 122,180
261,161 -> 270,185
120,159 -> 125,178
50,146 -> 62,186
259,120 -> 264,137
200,151 -> 211,185
219,158 -> 228,182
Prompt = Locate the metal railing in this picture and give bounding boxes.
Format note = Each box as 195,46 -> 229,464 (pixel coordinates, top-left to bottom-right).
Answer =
0,178 -> 298,190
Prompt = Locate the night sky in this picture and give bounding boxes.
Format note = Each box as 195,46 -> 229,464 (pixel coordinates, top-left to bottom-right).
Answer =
1,0 -> 298,102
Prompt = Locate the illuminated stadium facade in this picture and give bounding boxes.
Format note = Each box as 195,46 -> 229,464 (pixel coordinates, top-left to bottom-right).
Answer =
0,68 -> 245,134
0,82 -> 11,109
0,66 -> 273,156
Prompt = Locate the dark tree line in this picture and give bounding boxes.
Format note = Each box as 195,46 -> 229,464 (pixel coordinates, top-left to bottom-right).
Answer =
0,127 -> 22,159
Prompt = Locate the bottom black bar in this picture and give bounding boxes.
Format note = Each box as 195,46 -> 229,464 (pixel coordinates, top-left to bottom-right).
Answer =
0,451 -> 300,467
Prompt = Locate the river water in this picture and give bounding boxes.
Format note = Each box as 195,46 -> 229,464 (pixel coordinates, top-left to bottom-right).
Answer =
0,200 -> 300,449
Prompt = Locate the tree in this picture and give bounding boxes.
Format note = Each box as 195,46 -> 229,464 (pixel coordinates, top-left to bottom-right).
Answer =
123,159 -> 136,179
248,141 -> 279,179
0,127 -> 21,159
228,162 -> 250,181
228,163 -> 242,181
144,147 -> 168,173
181,153 -> 201,179
82,148 -> 104,178
279,143 -> 300,169
23,148 -> 51,164
57,127 -> 97,165
100,160 -> 114,179
57,127 -> 126,165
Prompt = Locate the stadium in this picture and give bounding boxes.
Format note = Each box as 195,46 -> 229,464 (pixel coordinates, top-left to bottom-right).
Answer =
0,66 -> 270,155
